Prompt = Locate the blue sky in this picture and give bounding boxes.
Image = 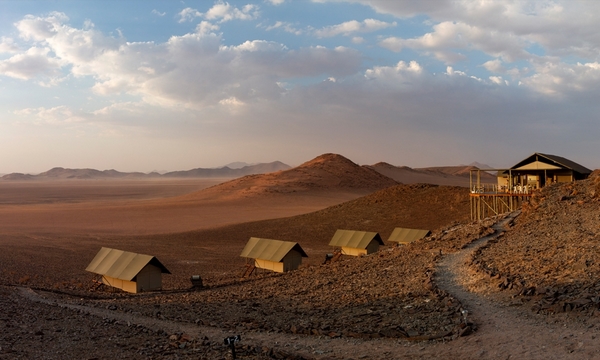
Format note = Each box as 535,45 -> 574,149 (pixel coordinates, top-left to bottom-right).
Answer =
1,0 -> 600,173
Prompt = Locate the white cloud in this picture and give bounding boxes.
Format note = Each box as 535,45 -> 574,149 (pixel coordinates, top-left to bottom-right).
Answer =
0,37 -> 19,53
14,105 -> 86,125
343,0 -> 456,19
357,0 -> 600,63
266,0 -> 285,5
16,12 -> 69,41
204,1 -> 259,23
196,21 -> 220,35
315,19 -> 396,38
138,66 -> 155,75
264,21 -> 303,35
178,2 -> 259,24
178,8 -> 202,23
0,46 -> 63,80
446,66 -> 466,77
233,40 -> 286,52
483,59 -> 506,73
4,13 -> 364,111
364,60 -> 424,86
380,21 -> 529,64
265,21 -> 283,31
92,102 -> 139,116
152,9 -> 166,17
520,61 -> 600,96
489,76 -> 508,85
219,96 -> 245,108
15,12 -> 123,78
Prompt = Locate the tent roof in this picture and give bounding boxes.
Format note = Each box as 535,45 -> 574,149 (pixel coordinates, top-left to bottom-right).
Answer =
388,228 -> 431,244
329,229 -> 384,249
85,247 -> 171,281
509,153 -> 591,175
240,238 -> 308,262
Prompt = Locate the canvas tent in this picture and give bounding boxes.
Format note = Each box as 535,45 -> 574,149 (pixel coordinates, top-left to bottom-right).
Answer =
388,228 -> 431,245
240,238 -> 308,273
86,247 -> 171,293
328,229 -> 384,256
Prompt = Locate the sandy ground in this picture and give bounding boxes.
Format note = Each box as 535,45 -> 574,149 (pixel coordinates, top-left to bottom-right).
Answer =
0,179 -> 361,236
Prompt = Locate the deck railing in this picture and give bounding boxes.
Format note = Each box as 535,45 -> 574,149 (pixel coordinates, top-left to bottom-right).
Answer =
470,183 -> 535,195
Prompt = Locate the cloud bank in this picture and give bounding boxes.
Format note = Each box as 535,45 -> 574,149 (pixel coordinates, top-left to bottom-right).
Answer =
1,0 -> 600,173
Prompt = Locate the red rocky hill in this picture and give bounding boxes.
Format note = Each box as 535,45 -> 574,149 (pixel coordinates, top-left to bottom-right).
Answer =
190,153 -> 399,199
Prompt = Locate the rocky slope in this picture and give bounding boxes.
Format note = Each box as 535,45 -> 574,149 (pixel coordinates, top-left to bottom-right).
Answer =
471,171 -> 600,315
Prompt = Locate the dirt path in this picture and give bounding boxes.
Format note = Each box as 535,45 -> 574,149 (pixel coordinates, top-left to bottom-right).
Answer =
14,287 -> 427,359
434,212 -> 600,359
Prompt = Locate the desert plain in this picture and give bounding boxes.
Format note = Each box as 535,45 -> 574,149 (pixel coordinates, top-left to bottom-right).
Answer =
2,154 -> 600,359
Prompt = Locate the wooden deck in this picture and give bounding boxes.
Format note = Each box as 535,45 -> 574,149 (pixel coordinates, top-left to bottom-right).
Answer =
470,192 -> 531,220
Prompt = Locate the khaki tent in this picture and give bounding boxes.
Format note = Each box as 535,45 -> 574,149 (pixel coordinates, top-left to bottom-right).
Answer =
240,238 -> 308,273
388,228 -> 431,245
86,247 -> 171,293
329,229 -> 384,256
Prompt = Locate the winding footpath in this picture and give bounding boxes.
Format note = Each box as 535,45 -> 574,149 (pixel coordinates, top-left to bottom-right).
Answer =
434,211 -> 600,360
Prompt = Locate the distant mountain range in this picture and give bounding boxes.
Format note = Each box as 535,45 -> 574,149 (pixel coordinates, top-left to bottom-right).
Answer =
223,161 -> 256,169
162,161 -> 290,178
0,161 -> 291,180
365,162 -> 496,187
0,156 -> 496,188
467,161 -> 494,169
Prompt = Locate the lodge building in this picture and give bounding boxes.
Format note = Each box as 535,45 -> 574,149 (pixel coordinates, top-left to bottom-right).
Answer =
470,153 -> 592,220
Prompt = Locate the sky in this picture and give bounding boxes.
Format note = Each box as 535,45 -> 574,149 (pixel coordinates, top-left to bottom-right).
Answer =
1,0 -> 600,174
